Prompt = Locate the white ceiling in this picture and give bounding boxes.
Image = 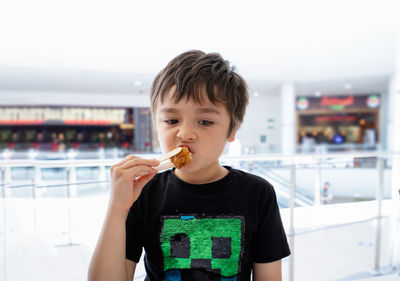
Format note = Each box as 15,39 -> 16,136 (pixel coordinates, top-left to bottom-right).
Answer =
0,0 -> 399,97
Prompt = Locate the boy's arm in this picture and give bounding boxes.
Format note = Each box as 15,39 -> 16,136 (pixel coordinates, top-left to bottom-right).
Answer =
253,260 -> 282,281
88,156 -> 159,281
126,259 -> 136,281
88,208 -> 135,281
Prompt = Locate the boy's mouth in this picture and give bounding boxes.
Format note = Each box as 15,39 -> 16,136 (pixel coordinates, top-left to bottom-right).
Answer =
178,144 -> 193,154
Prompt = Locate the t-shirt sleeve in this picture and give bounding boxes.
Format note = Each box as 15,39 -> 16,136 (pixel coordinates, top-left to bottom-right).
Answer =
125,200 -> 144,263
253,181 -> 291,263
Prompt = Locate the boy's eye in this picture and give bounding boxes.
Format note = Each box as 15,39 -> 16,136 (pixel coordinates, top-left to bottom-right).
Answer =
165,120 -> 178,125
199,120 -> 213,126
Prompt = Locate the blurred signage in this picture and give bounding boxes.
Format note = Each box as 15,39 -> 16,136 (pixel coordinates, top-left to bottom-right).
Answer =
315,115 -> 357,123
296,94 -> 380,111
320,96 -> 354,110
366,94 -> 380,108
296,97 -> 309,110
0,107 -> 128,125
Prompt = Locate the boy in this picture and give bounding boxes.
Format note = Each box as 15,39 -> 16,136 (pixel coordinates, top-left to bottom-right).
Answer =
88,50 -> 290,281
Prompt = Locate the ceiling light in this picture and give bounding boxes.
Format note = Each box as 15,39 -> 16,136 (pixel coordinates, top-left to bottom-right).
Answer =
344,84 -> 352,90
315,91 -> 321,97
253,92 -> 259,97
133,80 -> 142,86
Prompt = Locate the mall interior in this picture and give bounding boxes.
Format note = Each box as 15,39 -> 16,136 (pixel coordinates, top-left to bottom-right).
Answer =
1,1 -> 400,280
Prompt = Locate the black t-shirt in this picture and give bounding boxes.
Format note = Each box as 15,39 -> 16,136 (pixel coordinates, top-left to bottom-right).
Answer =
126,166 -> 290,281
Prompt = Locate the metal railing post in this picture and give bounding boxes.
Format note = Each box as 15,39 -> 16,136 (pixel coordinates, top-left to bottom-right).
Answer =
34,166 -> 41,186
56,166 -> 78,247
390,155 -> 400,271
99,164 -> 106,182
314,160 -> 321,206
370,157 -> 384,275
389,188 -> 400,271
288,164 -> 296,281
32,166 -> 41,230
31,179 -> 37,229
4,166 -> 11,197
1,167 -> 5,233
66,167 -> 73,245
1,167 -> 6,281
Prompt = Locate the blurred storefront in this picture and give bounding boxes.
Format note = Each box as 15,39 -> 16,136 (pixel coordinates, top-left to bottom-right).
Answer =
296,94 -> 381,146
0,106 -> 152,152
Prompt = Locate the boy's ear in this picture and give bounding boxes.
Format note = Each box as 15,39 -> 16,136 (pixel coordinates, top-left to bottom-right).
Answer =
227,126 -> 239,142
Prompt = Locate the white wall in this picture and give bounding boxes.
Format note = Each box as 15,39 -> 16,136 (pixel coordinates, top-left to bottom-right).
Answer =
0,91 -> 150,107
237,94 -> 281,152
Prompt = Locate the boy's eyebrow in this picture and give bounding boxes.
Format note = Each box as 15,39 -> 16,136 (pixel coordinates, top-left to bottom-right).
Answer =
196,108 -> 220,115
158,107 -> 221,115
158,107 -> 178,114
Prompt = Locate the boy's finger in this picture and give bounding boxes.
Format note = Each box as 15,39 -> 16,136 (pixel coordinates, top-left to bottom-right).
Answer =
111,164 -> 155,182
111,155 -> 158,173
120,158 -> 159,170
135,170 -> 153,177
121,165 -> 157,179
112,155 -> 140,168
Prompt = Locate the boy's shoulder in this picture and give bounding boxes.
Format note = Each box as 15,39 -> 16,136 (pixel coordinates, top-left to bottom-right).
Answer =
230,167 -> 275,191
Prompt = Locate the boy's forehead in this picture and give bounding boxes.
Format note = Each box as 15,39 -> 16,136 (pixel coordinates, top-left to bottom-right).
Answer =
156,101 -> 223,115
158,86 -> 222,109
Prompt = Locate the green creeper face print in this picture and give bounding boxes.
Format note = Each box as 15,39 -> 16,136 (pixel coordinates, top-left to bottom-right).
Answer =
160,215 -> 244,280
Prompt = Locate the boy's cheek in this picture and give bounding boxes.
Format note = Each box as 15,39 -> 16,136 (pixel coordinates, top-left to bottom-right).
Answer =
157,134 -> 172,150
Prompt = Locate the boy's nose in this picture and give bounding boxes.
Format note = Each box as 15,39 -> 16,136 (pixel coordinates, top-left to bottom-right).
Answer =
176,125 -> 197,141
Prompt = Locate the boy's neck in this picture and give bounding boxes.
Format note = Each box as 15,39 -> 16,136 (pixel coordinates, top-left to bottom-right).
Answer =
174,163 -> 229,185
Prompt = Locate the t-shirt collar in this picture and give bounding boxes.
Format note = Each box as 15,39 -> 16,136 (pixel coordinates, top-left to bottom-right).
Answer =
168,166 -> 234,195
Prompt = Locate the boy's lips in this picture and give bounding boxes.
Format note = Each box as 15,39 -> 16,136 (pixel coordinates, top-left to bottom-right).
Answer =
178,144 -> 194,154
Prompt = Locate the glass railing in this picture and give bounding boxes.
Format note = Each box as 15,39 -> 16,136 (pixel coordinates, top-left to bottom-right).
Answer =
1,151 -> 399,281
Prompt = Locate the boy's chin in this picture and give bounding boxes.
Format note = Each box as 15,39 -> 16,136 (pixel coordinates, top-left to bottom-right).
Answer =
174,162 -> 197,174
175,163 -> 191,171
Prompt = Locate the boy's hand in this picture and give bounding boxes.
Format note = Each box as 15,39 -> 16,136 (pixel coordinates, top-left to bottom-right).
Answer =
109,156 -> 160,216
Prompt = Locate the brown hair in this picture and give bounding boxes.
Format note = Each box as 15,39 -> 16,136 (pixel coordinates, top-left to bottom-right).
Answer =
150,50 -> 249,137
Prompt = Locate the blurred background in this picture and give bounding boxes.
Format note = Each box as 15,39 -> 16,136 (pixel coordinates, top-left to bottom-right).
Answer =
1,0 -> 400,280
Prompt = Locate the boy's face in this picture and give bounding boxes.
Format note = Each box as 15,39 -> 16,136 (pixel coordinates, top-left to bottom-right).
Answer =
154,86 -> 236,179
